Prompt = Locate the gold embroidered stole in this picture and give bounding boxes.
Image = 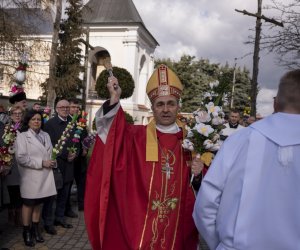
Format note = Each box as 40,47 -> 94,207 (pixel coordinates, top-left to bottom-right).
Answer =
140,127 -> 186,249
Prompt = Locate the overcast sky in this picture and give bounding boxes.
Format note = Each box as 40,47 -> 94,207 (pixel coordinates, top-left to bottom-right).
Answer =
132,0 -> 289,116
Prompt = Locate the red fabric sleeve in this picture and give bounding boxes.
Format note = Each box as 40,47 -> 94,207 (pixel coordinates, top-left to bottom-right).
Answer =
84,136 -> 104,250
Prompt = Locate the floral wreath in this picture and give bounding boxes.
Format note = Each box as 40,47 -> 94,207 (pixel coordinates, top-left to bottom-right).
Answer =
51,115 -> 78,160
0,123 -> 20,173
67,111 -> 88,154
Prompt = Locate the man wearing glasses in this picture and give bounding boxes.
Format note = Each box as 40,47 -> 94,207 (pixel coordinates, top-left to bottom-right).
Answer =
42,99 -> 76,235
64,99 -> 88,217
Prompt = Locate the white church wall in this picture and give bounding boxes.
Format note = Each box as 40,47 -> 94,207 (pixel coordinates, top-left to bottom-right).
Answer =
84,26 -> 154,124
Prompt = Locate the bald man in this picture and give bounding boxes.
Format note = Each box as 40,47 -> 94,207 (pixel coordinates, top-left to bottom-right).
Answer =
42,100 -> 76,235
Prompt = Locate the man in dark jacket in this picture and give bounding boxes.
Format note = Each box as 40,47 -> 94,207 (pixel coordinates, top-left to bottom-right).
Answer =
65,99 -> 88,216
42,99 -> 76,234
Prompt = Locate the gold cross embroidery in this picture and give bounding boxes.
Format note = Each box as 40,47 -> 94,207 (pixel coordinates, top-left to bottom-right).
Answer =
161,150 -> 175,179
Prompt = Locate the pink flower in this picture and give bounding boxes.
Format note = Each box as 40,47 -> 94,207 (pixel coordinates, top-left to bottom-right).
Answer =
11,86 -> 18,92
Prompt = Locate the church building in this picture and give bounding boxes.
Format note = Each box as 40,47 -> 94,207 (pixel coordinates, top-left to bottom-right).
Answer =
82,0 -> 159,125
0,0 -> 159,125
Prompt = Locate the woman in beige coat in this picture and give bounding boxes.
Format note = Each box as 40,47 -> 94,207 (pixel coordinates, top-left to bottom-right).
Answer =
15,110 -> 56,247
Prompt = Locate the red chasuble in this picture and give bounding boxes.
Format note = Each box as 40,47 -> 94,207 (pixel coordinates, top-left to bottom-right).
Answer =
84,108 -> 198,250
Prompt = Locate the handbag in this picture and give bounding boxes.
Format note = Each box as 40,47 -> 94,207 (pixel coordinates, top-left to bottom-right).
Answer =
53,168 -> 63,190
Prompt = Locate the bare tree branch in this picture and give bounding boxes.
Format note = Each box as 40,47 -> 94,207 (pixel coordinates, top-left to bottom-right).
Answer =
235,9 -> 284,27
260,0 -> 300,68
78,38 -> 94,50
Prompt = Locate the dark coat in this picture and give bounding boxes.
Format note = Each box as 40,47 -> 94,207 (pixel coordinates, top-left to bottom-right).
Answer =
44,115 -> 75,183
0,121 -> 4,145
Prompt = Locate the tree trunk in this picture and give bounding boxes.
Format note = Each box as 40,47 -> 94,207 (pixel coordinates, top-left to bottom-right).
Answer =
46,0 -> 62,112
82,28 -> 90,110
250,0 -> 262,117
230,59 -> 237,109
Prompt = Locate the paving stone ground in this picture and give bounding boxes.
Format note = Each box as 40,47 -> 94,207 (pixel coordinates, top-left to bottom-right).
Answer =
0,194 -> 209,250
0,193 -> 91,250
0,211 -> 91,249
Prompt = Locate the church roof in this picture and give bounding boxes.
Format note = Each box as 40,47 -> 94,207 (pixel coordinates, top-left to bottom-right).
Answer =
81,0 -> 159,45
82,0 -> 144,24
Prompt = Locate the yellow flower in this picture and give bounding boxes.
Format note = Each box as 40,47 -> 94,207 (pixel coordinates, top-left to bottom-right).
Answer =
3,154 -> 12,162
201,152 -> 214,166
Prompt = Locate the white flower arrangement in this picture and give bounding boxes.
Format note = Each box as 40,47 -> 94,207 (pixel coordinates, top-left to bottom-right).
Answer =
182,80 -> 226,181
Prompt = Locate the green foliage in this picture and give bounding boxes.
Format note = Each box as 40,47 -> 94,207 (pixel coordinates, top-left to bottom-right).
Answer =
229,67 -> 251,113
54,0 -> 84,99
156,55 -> 219,112
124,111 -> 134,124
155,55 -> 252,113
96,66 -> 135,99
218,64 -> 251,113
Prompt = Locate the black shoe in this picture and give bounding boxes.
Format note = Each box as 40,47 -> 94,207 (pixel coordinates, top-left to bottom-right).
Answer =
65,210 -> 78,218
32,222 -> 44,243
54,220 -> 73,228
44,225 -> 57,235
23,227 -> 35,247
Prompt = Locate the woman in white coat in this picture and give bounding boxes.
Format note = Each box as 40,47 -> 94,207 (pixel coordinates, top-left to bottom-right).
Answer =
15,110 -> 57,247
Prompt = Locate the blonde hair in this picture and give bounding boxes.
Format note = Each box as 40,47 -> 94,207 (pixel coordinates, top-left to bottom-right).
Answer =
10,106 -> 24,116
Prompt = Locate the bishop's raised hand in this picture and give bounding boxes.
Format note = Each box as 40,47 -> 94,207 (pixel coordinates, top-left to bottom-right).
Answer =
107,76 -> 121,105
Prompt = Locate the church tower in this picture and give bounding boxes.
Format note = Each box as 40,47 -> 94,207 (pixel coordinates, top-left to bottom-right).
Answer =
82,0 -> 159,124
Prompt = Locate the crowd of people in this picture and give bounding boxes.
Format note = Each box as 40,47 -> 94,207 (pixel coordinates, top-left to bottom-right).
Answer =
1,66 -> 299,250
0,94 -> 90,247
